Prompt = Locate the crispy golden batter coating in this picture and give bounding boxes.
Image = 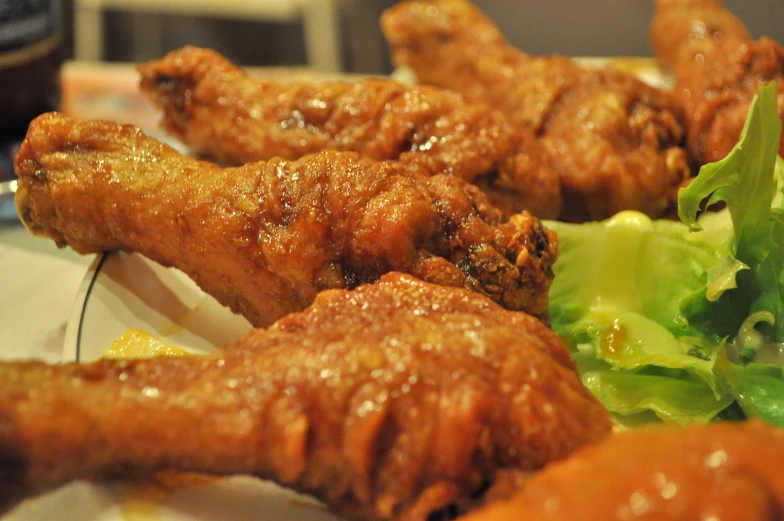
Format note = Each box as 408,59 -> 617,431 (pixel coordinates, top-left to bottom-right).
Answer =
15,113 -> 557,326
0,273 -> 612,521
137,46 -> 562,219
462,420 -> 784,521
382,0 -> 690,222
649,0 -> 751,71
651,0 -> 784,165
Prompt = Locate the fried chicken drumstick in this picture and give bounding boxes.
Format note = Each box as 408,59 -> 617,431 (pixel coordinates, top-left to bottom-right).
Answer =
462,420 -> 784,521
137,46 -> 562,219
649,0 -> 751,72
14,113 -> 557,326
0,273 -> 612,521
650,0 -> 784,165
382,0 -> 690,222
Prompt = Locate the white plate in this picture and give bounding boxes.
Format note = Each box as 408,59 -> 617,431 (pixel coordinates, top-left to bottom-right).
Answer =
63,252 -> 253,362
6,251 -> 342,521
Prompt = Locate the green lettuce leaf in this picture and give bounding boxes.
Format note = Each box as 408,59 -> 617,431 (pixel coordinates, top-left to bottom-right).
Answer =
677,82 -> 784,426
731,363 -> 784,425
582,369 -> 733,425
547,81 -> 784,426
547,213 -> 733,423
679,81 -> 784,345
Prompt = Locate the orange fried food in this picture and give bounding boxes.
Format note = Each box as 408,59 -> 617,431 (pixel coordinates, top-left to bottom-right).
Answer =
14,113 -> 557,326
382,0 -> 690,222
462,420 -> 784,521
649,0 -> 751,71
650,0 -> 784,164
137,46 -> 562,219
0,273 -> 613,521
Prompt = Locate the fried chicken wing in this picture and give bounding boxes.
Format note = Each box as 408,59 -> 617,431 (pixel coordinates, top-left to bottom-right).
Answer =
462,420 -> 784,521
137,46 -> 562,219
649,0 -> 751,72
14,112 -> 557,326
650,0 -> 784,164
0,273 -> 612,521
382,0 -> 690,222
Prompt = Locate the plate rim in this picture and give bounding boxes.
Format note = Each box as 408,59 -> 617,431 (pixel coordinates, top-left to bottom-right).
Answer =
63,253 -> 108,363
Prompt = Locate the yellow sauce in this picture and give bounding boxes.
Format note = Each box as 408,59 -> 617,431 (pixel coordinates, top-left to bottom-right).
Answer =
101,329 -> 191,359
116,490 -> 164,521
113,472 -> 219,521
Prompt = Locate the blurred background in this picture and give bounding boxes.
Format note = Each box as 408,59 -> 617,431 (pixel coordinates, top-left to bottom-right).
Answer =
60,0 -> 784,74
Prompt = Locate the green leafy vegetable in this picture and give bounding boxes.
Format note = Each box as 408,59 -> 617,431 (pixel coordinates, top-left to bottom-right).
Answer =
679,82 -> 784,343
547,213 -> 735,424
547,81 -> 784,426
582,370 -> 733,425
731,364 -> 784,425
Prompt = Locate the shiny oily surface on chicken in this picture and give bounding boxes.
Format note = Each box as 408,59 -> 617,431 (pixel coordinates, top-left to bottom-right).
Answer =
382,0 -> 691,222
0,273 -> 612,521
463,420 -> 784,521
650,0 -> 784,165
14,112 -> 557,327
138,46 -> 563,219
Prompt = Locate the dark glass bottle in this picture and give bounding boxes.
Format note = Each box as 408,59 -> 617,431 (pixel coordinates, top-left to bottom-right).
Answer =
0,0 -> 62,206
